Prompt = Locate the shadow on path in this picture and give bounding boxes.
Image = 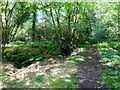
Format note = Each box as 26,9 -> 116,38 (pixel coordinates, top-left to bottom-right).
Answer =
76,45 -> 108,88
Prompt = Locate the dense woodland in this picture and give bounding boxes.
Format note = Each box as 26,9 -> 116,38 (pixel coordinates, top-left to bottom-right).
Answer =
0,1 -> 120,88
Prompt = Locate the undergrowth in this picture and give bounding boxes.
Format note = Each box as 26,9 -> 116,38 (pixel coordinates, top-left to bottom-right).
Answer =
95,41 -> 120,89
2,41 -> 89,69
1,41 -> 89,88
1,56 -> 82,88
2,41 -> 62,68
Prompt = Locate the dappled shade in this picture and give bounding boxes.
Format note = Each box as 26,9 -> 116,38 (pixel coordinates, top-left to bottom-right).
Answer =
1,1 -> 120,89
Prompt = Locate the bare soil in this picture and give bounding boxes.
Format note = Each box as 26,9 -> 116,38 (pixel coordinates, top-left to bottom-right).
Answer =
76,46 -> 109,88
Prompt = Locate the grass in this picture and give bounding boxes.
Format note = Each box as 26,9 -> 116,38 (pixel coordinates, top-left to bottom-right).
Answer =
95,41 -> 120,89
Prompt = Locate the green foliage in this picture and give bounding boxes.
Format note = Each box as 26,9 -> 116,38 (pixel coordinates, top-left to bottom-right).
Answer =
102,75 -> 120,89
56,55 -> 63,58
33,75 -> 44,82
67,56 -> 84,63
31,75 -> 78,88
80,44 -> 91,50
95,41 -> 119,50
0,76 -> 9,81
96,41 -> 120,88
32,76 -> 45,88
8,81 -> 27,88
21,57 -> 34,65
98,48 -> 120,67
107,71 -> 120,76
22,55 -> 45,66
95,42 -> 108,48
3,41 -> 62,68
108,41 -> 120,50
1,2 -> 120,88
10,41 -> 26,45
50,78 -> 78,88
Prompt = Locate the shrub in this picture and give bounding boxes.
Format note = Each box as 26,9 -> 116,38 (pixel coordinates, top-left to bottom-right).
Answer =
96,43 -> 120,89
3,41 -> 61,68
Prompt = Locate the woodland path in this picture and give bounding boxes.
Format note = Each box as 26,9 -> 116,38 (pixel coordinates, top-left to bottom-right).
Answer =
76,45 -> 108,88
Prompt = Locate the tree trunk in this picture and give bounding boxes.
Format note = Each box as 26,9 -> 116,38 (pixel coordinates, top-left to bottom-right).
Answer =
50,7 -> 56,30
55,7 -> 61,41
67,9 -> 71,31
0,13 -> 2,57
32,9 -> 36,42
118,2 -> 120,41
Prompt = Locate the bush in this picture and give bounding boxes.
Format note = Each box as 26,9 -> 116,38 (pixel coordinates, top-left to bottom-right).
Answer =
95,42 -> 108,48
95,41 -> 119,50
96,42 -> 120,89
3,41 -> 61,68
108,41 -> 120,50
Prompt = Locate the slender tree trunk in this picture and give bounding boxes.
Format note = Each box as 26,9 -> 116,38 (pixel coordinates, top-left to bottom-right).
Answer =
0,13 -> 2,58
50,7 -> 56,30
55,7 -> 61,41
67,9 -> 71,31
118,2 -> 120,41
56,8 -> 60,34
71,3 -> 78,48
32,9 -> 36,42
4,1 -> 10,44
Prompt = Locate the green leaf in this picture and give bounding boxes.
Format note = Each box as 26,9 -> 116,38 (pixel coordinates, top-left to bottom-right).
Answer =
22,57 -> 34,65
35,56 -> 43,61
0,76 -> 8,80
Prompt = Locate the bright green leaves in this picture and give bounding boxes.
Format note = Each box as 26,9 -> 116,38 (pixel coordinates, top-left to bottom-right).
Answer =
95,41 -> 119,50
0,76 -> 9,81
57,55 -> 63,58
98,46 -> 120,67
96,41 -> 120,88
22,57 -> 34,65
67,55 -> 84,63
50,78 -> 78,88
102,75 -> 120,89
33,75 -> 44,83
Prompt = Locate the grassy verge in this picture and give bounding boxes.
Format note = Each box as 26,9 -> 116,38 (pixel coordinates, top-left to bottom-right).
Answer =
95,41 -> 120,89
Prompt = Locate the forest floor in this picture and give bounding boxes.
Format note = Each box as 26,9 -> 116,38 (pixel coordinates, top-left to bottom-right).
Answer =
76,45 -> 109,88
1,44 -> 111,88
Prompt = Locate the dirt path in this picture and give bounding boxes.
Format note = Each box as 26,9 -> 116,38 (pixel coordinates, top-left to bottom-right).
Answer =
76,45 -> 108,88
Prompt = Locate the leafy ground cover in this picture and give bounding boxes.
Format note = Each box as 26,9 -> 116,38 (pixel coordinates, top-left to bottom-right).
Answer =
1,58 -> 78,88
95,41 -> 120,89
2,41 -> 119,88
2,41 -> 90,69
2,41 -> 62,69
1,42 -> 88,88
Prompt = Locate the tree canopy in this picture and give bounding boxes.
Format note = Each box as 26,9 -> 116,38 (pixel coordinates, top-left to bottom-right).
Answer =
1,1 -> 120,89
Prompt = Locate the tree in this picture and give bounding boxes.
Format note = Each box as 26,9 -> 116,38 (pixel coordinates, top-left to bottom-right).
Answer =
31,3 -> 37,42
1,1 -> 31,44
